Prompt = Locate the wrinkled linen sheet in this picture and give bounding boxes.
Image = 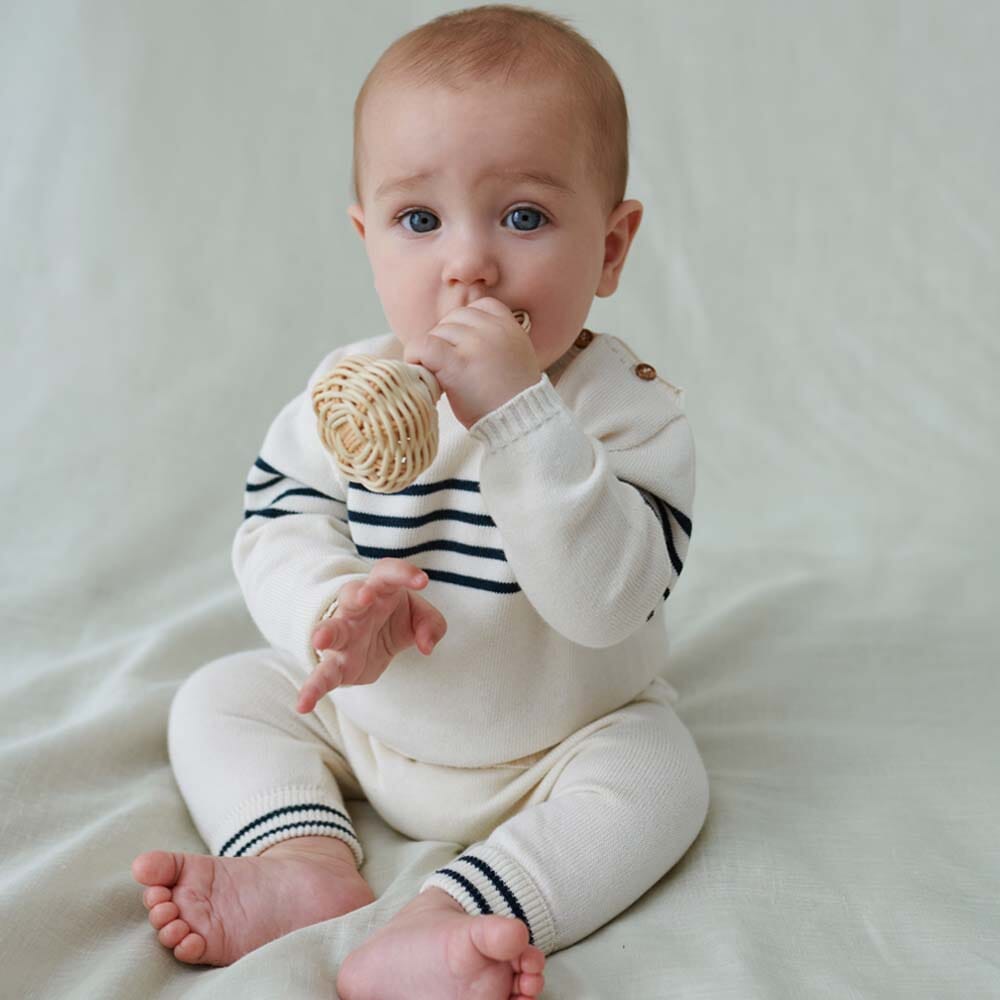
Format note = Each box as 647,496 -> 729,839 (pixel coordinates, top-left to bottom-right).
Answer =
2,2 -> 997,997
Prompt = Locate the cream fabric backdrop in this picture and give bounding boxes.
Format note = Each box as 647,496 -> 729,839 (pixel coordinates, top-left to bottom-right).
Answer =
2,1 -> 998,997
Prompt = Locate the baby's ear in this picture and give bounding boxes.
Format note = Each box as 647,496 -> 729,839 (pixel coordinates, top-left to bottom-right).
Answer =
346,204 -> 366,239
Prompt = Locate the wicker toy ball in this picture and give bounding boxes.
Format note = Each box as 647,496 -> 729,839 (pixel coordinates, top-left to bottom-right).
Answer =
312,310 -> 531,494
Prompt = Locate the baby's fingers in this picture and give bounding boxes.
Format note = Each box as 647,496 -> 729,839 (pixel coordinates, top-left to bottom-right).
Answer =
357,572 -> 426,608
296,653 -> 343,714
410,593 -> 448,655
311,617 -> 346,652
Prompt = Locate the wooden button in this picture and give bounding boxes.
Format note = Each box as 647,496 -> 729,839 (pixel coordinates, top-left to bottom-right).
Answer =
635,363 -> 657,380
575,329 -> 594,349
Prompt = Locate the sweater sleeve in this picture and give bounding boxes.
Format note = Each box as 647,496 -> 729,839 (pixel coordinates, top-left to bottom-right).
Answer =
468,373 -> 695,649
231,357 -> 372,670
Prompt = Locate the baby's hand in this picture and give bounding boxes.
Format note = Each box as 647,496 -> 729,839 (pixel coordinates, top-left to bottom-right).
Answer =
297,558 -> 447,714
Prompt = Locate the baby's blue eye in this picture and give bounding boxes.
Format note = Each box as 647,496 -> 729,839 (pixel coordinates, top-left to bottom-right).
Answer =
396,206 -> 549,234
400,210 -> 440,234
506,207 -> 547,231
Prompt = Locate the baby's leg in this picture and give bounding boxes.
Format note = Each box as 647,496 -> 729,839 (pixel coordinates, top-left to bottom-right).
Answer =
336,681 -> 707,999
131,648 -> 373,966
421,683 -> 710,956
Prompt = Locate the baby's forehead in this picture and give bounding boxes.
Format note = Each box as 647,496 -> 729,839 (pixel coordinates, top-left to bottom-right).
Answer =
360,74 -> 605,205
373,73 -> 578,129
371,82 -> 585,160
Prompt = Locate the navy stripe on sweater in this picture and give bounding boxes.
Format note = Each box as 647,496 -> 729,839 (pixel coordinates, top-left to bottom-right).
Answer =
619,478 -> 693,621
348,485 -> 516,590
356,538 -> 508,562
620,478 -> 691,574
243,456 -> 347,521
350,478 -> 481,496
243,462 -> 687,606
349,508 -> 495,529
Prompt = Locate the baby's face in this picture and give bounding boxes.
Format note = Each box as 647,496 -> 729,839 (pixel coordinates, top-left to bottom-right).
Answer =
348,78 -> 641,373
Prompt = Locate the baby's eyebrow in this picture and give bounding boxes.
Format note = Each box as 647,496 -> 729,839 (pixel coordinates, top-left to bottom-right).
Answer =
375,168 -> 573,201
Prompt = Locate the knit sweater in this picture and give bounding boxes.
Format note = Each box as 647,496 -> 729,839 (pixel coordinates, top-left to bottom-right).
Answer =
232,328 -> 695,768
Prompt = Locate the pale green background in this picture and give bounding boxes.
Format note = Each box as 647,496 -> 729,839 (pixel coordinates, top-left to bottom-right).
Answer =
2,2 -> 997,997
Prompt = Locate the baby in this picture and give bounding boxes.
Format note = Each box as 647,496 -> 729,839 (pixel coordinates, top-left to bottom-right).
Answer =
131,5 -> 709,998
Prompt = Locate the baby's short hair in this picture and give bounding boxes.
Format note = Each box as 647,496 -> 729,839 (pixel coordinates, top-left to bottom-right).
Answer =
352,3 -> 629,216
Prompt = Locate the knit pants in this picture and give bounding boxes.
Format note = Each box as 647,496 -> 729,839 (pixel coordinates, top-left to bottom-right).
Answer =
167,646 -> 710,956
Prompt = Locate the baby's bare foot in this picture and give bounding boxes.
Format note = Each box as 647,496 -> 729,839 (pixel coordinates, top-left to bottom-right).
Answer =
337,887 -> 546,1000
131,836 -> 374,966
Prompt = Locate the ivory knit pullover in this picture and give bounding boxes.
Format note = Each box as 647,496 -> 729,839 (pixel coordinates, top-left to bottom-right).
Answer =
232,328 -> 695,768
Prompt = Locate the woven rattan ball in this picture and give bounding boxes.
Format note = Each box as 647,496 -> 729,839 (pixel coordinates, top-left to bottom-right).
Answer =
312,310 -> 531,494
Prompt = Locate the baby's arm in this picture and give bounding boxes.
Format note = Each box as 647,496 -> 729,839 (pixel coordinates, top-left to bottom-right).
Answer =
232,351 -> 373,670
469,378 -> 694,648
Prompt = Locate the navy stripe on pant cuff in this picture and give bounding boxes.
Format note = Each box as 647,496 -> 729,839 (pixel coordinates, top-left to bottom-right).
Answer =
219,802 -> 361,857
436,856 -> 535,946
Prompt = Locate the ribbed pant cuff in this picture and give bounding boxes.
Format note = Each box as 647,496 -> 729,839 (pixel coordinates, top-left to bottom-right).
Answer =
213,786 -> 364,867
420,843 -> 556,955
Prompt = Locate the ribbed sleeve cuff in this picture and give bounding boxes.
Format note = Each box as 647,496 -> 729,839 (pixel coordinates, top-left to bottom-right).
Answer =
467,374 -> 567,454
419,843 -> 557,955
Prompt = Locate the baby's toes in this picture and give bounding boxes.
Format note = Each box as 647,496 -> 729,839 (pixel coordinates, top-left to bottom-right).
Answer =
158,918 -> 191,949
143,885 -> 171,910
149,900 -> 179,931
512,971 -> 545,997
132,849 -> 182,888
173,931 -> 208,964
512,945 -> 545,975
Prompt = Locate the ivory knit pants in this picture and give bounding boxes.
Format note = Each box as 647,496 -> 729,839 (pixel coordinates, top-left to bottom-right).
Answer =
167,646 -> 710,956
